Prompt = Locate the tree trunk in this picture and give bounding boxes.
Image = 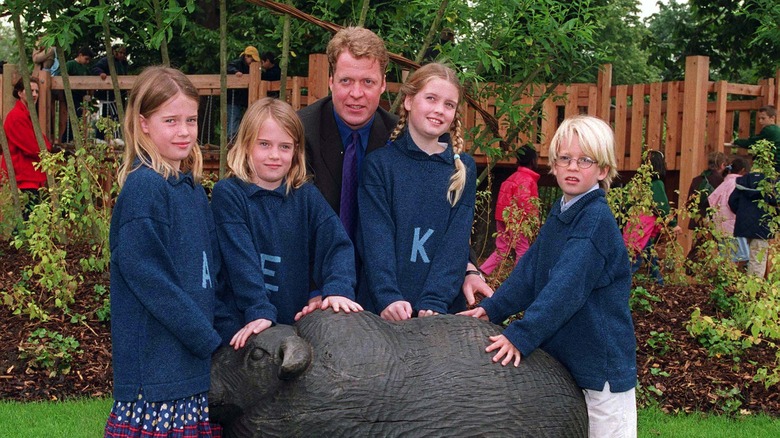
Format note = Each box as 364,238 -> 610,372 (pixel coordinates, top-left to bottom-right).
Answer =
279,1 -> 292,102
12,12 -> 57,191
0,111 -> 21,218
218,0 -> 228,178
99,0 -> 125,125
152,0 -> 171,66
55,46 -> 86,152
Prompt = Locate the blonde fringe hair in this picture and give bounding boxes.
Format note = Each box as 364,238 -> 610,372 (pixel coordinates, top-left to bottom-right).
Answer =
389,63 -> 466,206
226,98 -> 308,194
548,115 -> 619,190
118,66 -> 203,187
327,26 -> 389,76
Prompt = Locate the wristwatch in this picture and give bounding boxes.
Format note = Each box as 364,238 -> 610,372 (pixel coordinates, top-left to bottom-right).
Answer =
465,269 -> 485,281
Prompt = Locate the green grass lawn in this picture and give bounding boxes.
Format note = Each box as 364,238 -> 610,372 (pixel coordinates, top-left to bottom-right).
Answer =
0,399 -> 778,437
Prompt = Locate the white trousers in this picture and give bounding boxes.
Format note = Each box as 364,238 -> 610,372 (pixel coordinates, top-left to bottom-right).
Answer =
582,381 -> 637,438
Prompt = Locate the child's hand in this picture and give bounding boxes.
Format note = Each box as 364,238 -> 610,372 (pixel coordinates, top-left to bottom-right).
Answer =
485,334 -> 522,367
458,307 -> 488,320
295,296 -> 323,321
381,301 -> 413,321
321,296 -> 363,313
230,318 -> 273,350
418,309 -> 439,318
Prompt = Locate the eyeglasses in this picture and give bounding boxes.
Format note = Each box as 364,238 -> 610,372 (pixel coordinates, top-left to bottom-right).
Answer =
554,156 -> 597,169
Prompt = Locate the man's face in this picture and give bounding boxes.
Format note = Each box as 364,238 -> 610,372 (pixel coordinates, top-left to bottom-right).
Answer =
329,51 -> 386,130
261,59 -> 273,70
77,54 -> 91,65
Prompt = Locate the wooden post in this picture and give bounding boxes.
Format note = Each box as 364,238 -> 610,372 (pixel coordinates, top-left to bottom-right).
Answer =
307,53 -> 329,105
248,62 -> 261,104
775,69 -> 780,108
713,80 -> 728,154
38,70 -> 52,139
597,64 -> 612,122
678,56 -> 710,254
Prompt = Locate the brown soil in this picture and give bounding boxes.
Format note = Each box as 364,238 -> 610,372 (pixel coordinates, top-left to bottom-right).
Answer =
0,243 -> 778,416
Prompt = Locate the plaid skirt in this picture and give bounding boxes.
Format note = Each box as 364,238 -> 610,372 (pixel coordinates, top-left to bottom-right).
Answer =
104,390 -> 222,438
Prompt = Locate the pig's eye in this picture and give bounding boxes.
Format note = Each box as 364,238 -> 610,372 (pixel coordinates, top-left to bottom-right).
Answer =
250,347 -> 270,362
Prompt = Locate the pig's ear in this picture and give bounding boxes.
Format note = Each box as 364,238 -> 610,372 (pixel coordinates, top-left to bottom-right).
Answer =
278,335 -> 312,380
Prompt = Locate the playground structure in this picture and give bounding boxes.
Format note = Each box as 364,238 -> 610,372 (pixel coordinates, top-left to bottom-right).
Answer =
2,54 -> 780,248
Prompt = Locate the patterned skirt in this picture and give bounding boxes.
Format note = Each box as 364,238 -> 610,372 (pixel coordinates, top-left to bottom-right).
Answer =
104,390 -> 222,438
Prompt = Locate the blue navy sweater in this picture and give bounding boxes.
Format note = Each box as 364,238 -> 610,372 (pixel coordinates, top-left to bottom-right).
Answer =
480,189 -> 637,392
212,178 -> 356,342
728,172 -> 777,240
109,165 -> 222,402
358,130 -> 476,315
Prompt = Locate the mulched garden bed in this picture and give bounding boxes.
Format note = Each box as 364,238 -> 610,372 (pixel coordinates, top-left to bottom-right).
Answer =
0,242 -> 778,416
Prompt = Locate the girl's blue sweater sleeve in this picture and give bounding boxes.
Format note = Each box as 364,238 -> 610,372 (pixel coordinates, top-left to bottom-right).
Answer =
211,180 -> 278,324
307,185 -> 357,299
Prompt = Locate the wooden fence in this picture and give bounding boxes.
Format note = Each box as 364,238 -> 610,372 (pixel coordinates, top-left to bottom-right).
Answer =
2,54 -> 780,248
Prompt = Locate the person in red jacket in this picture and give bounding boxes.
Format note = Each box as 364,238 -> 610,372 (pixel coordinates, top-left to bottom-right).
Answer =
480,145 -> 540,275
1,76 -> 52,214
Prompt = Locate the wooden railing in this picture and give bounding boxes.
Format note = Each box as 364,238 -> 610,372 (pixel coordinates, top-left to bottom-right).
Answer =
2,54 -> 780,251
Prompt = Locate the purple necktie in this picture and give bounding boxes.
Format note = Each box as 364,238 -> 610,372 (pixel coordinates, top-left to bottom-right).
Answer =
340,131 -> 360,240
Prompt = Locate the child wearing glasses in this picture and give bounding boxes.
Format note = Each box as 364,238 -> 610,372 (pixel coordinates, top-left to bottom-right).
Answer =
461,115 -> 637,437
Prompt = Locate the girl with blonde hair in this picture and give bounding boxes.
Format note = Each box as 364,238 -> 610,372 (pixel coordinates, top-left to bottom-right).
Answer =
359,62 -> 476,321
212,98 -> 361,349
106,66 -> 222,437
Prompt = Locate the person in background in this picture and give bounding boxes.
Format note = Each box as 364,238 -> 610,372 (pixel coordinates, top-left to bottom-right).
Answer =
624,150 -> 680,285
1,77 -> 53,218
729,159 -> 777,278
727,106 -> 780,172
31,36 -> 56,77
104,66 -> 222,437
297,26 -> 493,307
226,45 -> 260,141
92,45 -> 129,137
260,51 -> 282,98
480,144 -> 540,275
61,46 -> 95,143
461,115 -> 637,438
212,98 -> 362,349
708,157 -> 749,265
684,151 -> 727,267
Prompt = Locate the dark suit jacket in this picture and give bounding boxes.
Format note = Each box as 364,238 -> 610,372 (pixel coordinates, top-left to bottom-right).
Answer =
298,96 -> 399,214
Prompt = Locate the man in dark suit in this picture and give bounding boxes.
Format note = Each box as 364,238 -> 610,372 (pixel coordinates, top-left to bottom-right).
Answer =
298,26 -> 492,306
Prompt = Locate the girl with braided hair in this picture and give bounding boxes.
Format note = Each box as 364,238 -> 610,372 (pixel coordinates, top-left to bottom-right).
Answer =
358,62 -> 476,321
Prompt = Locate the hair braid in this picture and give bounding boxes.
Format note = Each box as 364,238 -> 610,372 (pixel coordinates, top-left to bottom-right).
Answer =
389,111 -> 407,142
447,114 -> 467,206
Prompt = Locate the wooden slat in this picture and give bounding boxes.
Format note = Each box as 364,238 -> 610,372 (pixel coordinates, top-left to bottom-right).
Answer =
665,81 -> 681,170
629,84 -> 645,169
614,85 -> 628,170
713,80 -> 728,153
647,82 -> 662,151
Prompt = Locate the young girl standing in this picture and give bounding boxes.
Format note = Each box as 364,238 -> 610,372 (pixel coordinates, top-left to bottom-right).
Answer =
105,67 -> 222,437
212,98 -> 362,350
358,63 -> 476,321
461,115 -> 637,437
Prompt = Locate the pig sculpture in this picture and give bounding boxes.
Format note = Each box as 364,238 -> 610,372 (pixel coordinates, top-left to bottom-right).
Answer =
210,309 -> 587,437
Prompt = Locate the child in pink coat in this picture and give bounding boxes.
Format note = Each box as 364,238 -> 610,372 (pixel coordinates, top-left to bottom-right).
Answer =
480,145 -> 539,275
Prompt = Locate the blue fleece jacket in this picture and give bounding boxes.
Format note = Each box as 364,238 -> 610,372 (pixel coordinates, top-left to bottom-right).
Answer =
109,165 -> 222,402
480,189 -> 637,392
728,172 -> 777,240
212,178 -> 356,342
358,130 -> 476,315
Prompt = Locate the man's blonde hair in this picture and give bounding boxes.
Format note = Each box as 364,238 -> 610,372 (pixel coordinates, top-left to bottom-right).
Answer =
227,98 -> 308,194
326,27 -> 389,76
549,115 -> 618,190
